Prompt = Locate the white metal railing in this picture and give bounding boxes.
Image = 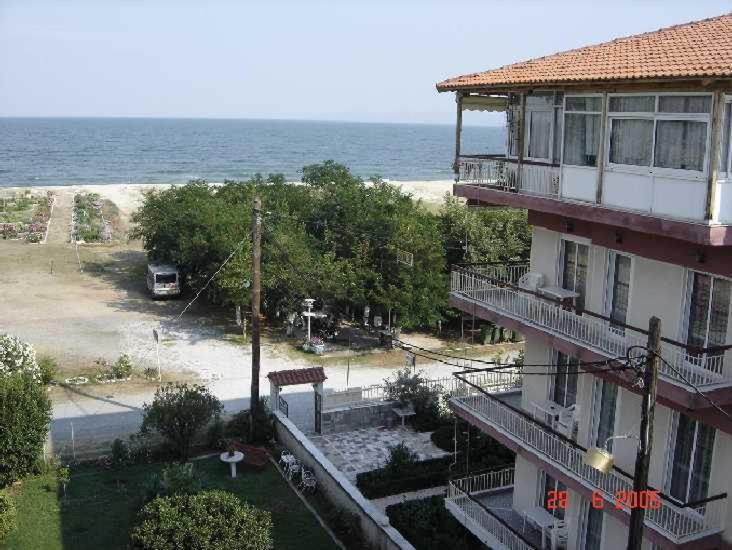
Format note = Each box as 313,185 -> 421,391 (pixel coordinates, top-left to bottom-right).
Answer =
446,467 -> 536,550
459,263 -> 529,285
458,157 -> 559,199
451,267 -> 729,388
327,372 -> 522,410
451,374 -> 727,543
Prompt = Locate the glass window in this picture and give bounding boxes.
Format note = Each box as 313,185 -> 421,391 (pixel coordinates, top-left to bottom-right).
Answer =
609,254 -> 631,327
609,118 -> 654,166
658,95 -> 712,114
720,103 -> 731,173
564,113 -> 601,166
553,107 -> 563,164
566,97 -> 602,112
562,240 -> 589,310
541,472 -> 567,520
686,272 -> 731,350
654,120 -> 707,171
594,379 -> 618,451
553,352 -> 579,408
609,95 -> 655,112
583,505 -> 604,550
507,105 -> 520,157
526,92 -> 554,108
669,413 -> 715,502
526,110 -> 552,159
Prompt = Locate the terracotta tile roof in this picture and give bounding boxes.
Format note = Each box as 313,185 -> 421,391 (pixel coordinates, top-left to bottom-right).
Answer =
267,367 -> 327,387
437,13 -> 732,91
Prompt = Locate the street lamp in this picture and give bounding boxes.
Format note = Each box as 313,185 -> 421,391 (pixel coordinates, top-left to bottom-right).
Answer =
302,298 -> 315,345
583,434 -> 640,474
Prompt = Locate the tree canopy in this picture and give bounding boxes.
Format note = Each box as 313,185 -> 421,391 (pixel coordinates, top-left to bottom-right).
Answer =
131,162 -> 530,329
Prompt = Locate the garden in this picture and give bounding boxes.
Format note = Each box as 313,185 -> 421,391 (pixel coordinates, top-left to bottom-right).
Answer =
0,334 -> 338,550
0,190 -> 54,243
72,192 -> 114,243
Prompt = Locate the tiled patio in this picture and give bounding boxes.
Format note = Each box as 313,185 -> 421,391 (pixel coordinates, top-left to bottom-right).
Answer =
310,426 -> 450,480
475,488 -> 544,548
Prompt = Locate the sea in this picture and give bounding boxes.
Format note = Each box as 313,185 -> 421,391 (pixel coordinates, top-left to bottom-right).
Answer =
0,118 -> 505,187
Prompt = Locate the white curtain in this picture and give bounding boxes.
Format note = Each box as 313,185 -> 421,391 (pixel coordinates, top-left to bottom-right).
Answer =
654,120 -> 707,171
526,110 -> 552,159
563,113 -> 600,166
609,118 -> 653,166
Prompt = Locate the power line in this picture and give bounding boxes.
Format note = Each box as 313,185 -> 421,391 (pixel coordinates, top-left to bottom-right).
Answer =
627,345 -> 732,424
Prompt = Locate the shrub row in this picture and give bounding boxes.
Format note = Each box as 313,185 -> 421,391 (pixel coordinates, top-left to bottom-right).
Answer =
386,496 -> 483,550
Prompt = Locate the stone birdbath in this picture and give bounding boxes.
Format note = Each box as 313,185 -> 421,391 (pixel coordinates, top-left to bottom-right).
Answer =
220,450 -> 244,478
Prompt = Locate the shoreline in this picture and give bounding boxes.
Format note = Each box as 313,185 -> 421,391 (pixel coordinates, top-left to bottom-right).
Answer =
0,179 -> 455,212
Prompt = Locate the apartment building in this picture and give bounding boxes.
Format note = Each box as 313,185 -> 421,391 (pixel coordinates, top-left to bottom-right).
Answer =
437,14 -> 732,550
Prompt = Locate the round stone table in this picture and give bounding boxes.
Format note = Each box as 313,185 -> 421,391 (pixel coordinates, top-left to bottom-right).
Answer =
220,451 -> 244,478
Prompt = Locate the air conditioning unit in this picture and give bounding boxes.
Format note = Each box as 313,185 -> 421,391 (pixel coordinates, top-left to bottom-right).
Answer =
518,272 -> 544,292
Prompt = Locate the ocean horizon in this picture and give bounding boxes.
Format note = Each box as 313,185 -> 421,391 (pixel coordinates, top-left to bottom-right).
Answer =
0,117 -> 505,187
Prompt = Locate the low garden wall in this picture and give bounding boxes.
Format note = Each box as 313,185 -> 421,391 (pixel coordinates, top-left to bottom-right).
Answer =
320,401 -> 397,434
274,411 -> 415,550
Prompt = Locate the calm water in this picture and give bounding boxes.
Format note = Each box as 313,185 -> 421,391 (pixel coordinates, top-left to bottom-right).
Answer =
0,118 -> 505,187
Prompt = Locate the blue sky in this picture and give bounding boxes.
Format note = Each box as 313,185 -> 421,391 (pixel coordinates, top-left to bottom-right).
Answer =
1,1 -> 730,125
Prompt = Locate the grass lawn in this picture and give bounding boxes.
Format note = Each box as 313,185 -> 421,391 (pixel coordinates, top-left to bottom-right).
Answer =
2,457 -> 338,550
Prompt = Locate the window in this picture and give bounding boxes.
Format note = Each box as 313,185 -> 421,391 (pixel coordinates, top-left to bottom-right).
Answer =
667,413 -> 715,502
607,252 -> 631,328
654,120 -> 707,171
609,118 -> 654,166
581,502 -> 604,550
507,94 -> 521,157
720,102 -> 731,174
525,110 -> 552,160
541,472 -> 567,520
592,378 -> 618,451
564,96 -> 601,167
685,272 -> 731,362
608,94 -> 711,173
561,240 -> 589,310
552,351 -> 579,408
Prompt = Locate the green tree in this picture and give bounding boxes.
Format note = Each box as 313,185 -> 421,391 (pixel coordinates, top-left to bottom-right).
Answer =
141,384 -> 223,461
131,490 -> 273,550
0,372 -> 52,487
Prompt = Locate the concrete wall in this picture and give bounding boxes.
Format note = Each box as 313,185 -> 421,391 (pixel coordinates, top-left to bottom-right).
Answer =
320,402 -> 397,434
273,411 -> 415,550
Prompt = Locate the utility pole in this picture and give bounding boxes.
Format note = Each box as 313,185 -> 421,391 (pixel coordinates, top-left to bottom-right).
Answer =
627,316 -> 660,550
249,196 -> 262,442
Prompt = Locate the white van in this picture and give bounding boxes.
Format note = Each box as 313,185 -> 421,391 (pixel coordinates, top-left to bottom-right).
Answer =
146,263 -> 181,298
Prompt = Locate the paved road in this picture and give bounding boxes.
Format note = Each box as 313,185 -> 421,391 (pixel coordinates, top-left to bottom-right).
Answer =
50,340 -> 517,460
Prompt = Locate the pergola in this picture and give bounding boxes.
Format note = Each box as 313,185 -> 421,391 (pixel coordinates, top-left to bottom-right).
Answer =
268,367 -> 327,434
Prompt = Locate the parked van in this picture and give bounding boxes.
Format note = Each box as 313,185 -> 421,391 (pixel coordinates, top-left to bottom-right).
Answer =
146,263 -> 181,298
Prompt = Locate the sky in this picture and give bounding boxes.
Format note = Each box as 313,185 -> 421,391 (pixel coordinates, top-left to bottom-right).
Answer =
1,1 -> 730,125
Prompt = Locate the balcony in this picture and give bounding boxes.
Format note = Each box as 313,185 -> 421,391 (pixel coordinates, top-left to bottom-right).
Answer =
445,467 -> 542,550
458,155 -> 559,199
450,372 -> 728,546
450,264 -> 732,391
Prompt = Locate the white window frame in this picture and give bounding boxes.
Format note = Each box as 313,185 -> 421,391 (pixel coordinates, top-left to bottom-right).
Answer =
590,377 -> 619,450
562,93 -> 603,170
557,237 -> 592,308
577,498 -> 605,550
718,95 -> 732,179
679,269 -> 732,348
605,92 -> 712,180
604,250 -> 634,333
510,91 -> 563,163
548,349 -> 579,408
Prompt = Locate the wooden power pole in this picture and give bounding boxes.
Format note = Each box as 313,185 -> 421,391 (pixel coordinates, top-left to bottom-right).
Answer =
249,196 -> 262,441
627,316 -> 660,550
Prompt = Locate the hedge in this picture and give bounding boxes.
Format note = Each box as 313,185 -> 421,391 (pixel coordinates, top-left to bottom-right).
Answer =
386,496 -> 483,550
357,456 -> 453,499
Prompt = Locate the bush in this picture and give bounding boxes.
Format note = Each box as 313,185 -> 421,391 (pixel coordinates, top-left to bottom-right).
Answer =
431,422 -> 515,470
37,356 -> 58,385
206,418 -> 225,450
0,334 -> 41,382
131,490 -> 273,550
384,368 -> 446,432
0,493 -> 16,540
386,496 -> 482,550
357,456 -> 453,499
142,463 -> 202,504
111,438 -> 130,468
384,442 -> 417,475
224,398 -> 273,444
141,383 -> 223,461
111,354 -> 133,379
0,372 -> 52,487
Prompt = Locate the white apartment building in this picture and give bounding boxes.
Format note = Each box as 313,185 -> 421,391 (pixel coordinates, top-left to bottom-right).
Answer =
437,14 -> 732,550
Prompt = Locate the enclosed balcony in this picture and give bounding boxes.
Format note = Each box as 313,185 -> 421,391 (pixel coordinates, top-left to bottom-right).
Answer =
449,264 -> 732,398
458,155 -> 560,199
449,372 -> 728,547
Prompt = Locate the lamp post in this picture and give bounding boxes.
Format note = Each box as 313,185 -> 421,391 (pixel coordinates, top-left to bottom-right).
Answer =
583,317 -> 660,550
303,298 -> 315,345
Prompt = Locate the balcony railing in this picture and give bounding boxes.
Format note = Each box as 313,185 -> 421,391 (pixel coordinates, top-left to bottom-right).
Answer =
458,155 -> 560,199
451,265 -> 730,389
446,467 -> 538,550
451,372 -> 728,544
